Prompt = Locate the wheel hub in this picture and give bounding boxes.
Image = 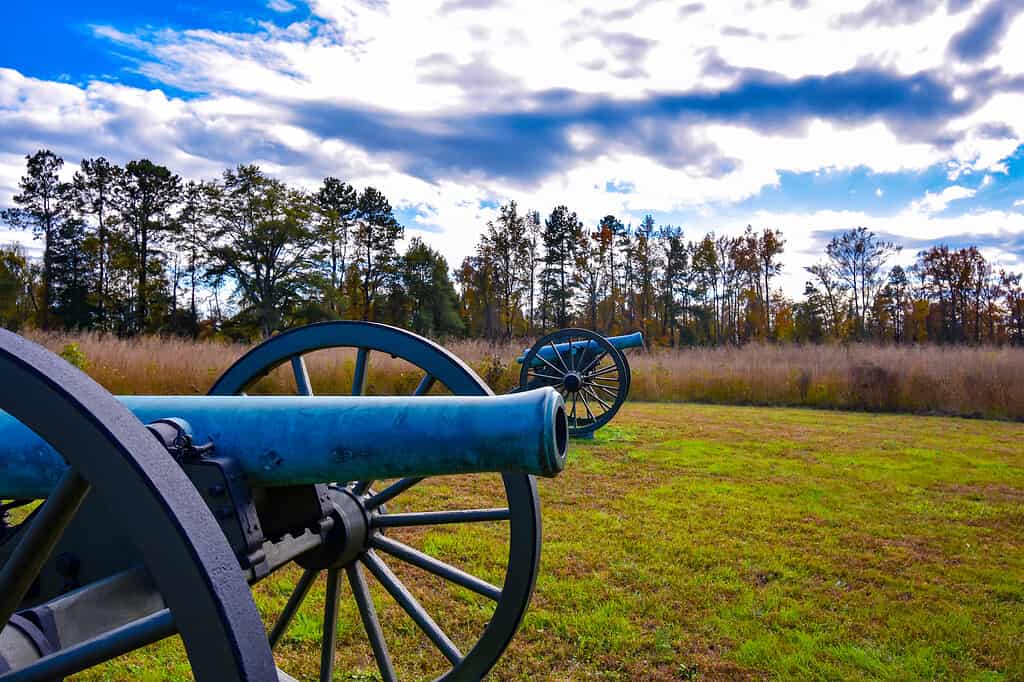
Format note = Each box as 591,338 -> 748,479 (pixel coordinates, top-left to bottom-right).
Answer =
296,487 -> 371,570
563,372 -> 583,392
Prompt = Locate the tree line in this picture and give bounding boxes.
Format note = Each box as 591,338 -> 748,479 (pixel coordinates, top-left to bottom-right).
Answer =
459,202 -> 1024,346
1,149 -> 1022,346
0,150 -> 461,340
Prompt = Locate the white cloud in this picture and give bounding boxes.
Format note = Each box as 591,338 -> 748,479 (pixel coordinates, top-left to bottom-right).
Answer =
731,206 -> 1024,294
912,185 -> 977,214
2,1 -> 1023,293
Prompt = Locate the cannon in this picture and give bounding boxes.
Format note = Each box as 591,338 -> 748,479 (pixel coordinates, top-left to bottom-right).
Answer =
0,321 -> 570,681
516,329 -> 644,437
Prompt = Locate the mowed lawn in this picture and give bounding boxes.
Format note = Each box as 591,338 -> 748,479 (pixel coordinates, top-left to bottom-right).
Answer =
72,403 -> 1023,681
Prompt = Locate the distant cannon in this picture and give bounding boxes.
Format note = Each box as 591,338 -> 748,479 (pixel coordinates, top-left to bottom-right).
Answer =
0,321 -> 569,682
516,329 -> 644,438
515,331 -> 644,368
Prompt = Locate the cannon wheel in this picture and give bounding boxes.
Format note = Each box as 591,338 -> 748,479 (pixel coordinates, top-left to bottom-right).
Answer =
0,331 -> 277,680
518,328 -> 630,437
211,321 -> 542,682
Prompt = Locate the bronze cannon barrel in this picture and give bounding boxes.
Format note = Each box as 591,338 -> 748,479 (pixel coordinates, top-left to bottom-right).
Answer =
0,388 -> 569,499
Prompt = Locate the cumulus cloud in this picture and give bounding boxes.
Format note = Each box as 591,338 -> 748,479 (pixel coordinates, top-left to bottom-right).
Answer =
1,0 -> 1023,290
750,205 -> 1024,292
913,184 -> 978,213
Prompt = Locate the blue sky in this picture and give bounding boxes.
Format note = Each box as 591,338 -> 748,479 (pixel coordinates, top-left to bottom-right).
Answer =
1,2 -> 302,93
1,0 -> 1023,293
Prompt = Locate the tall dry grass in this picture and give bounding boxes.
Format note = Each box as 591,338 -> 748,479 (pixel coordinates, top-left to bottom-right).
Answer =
629,344 -> 1024,420
22,330 -> 1024,420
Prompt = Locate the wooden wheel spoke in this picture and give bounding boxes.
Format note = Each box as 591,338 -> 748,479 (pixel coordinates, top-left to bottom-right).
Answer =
548,342 -> 570,373
365,477 -> 424,510
578,390 -> 595,422
589,364 -> 621,379
352,347 -> 370,396
0,469 -> 90,627
371,534 -> 502,601
374,507 -> 510,528
346,564 -> 397,682
319,569 -> 344,682
352,480 -> 374,496
414,373 -> 437,396
1,609 -> 175,682
579,350 -> 608,375
269,568 -> 318,649
291,355 -> 313,396
362,551 -> 464,666
533,352 -> 565,377
527,371 -> 562,386
583,386 -> 611,412
590,382 -> 620,398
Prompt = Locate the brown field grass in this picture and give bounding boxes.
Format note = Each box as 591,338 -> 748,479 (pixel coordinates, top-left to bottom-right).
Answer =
23,330 -> 1024,420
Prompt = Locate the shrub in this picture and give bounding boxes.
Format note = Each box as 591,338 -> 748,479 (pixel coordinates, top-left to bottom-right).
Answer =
59,342 -> 89,370
848,363 -> 901,412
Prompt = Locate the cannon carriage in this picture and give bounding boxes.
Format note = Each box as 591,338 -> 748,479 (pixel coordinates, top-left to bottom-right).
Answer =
0,321 -> 570,681
516,328 -> 644,437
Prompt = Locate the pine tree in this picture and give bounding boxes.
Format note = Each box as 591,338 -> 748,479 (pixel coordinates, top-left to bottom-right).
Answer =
314,178 -> 358,316
633,215 -> 659,332
352,187 -> 403,321
755,227 -> 785,338
524,210 -> 542,332
479,201 -> 529,337
50,216 -> 95,328
540,206 -> 580,328
596,215 -> 624,328
116,159 -> 182,333
1,150 -> 72,329
402,237 -> 463,339
691,234 -> 719,342
173,181 -> 213,337
575,224 -> 601,331
658,225 -> 687,345
72,157 -> 122,330
616,223 -> 635,328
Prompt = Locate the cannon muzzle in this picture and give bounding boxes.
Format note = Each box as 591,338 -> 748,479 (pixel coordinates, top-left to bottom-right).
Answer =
0,388 -> 569,499
516,331 -> 644,366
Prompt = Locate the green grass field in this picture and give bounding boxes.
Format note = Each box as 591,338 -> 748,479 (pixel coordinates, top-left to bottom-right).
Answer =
70,403 -> 1024,680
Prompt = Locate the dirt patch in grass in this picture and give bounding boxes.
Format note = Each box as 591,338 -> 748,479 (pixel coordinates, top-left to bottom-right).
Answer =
932,482 -> 1024,503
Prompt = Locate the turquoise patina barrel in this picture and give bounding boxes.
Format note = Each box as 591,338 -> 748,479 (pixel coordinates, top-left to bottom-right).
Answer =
0,389 -> 568,499
516,331 -> 644,366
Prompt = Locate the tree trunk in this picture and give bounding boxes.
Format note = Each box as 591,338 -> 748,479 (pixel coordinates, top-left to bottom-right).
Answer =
138,223 -> 148,334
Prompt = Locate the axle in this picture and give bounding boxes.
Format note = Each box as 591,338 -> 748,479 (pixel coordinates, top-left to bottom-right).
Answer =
516,331 -> 644,366
0,389 -> 568,499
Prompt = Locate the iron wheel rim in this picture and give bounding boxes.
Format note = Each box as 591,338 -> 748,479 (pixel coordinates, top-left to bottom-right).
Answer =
0,330 -> 276,682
